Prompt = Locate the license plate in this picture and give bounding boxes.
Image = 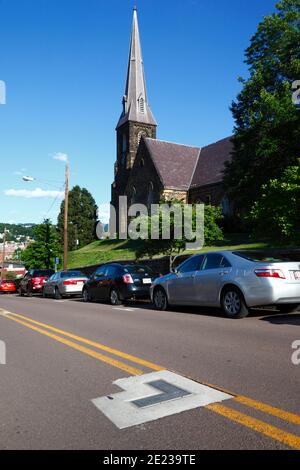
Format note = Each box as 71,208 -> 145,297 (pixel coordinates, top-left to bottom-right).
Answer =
294,271 -> 300,280
142,278 -> 152,284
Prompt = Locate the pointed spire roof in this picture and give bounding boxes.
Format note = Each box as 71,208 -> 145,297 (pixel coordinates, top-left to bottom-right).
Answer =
117,8 -> 156,129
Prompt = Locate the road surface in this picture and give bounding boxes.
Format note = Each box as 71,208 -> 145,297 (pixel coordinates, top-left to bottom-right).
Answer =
0,294 -> 299,450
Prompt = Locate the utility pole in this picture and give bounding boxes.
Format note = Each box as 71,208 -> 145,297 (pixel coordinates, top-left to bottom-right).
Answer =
63,160 -> 69,271
1,227 -> 6,281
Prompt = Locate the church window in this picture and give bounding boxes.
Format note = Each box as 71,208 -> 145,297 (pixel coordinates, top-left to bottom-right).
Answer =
205,195 -> 211,205
139,97 -> 145,113
147,181 -> 155,207
140,158 -> 145,167
122,134 -> 127,153
131,186 -> 137,205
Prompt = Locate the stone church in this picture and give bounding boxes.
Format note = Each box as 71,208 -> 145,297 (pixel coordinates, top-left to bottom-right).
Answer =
111,7 -> 233,225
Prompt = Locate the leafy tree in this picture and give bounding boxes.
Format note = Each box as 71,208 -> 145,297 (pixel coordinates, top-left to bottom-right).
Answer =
57,186 -> 98,250
21,219 -> 61,269
135,200 -> 223,270
224,0 -> 300,215
249,163 -> 300,245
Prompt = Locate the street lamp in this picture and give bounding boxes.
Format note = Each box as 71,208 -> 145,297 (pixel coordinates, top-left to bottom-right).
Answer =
22,159 -> 69,270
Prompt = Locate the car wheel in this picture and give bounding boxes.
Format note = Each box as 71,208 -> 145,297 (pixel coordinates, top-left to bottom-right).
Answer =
18,287 -> 24,297
83,288 -> 92,303
54,287 -> 62,300
42,288 -> 47,298
221,287 -> 249,319
153,287 -> 168,311
110,288 -> 122,306
278,304 -> 300,314
26,286 -> 32,297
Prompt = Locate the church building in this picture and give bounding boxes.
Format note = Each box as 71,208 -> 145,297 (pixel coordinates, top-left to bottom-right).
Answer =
111,7 -> 233,225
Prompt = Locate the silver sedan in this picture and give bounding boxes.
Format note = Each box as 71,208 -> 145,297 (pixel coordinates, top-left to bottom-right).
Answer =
150,251 -> 300,318
42,271 -> 88,299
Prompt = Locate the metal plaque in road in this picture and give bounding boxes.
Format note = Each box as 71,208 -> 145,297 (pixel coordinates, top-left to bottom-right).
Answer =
92,370 -> 233,429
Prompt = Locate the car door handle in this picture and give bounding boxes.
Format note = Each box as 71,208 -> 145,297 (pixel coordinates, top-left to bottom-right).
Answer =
219,271 -> 229,276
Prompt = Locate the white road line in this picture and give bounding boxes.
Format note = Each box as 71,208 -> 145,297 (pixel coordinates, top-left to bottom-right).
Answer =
113,307 -> 136,312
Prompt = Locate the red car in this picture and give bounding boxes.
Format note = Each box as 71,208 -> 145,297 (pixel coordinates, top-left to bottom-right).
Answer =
0,279 -> 17,294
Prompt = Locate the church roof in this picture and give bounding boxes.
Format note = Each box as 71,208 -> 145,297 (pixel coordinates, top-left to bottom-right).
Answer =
117,8 -> 156,129
144,138 -> 200,190
191,137 -> 233,188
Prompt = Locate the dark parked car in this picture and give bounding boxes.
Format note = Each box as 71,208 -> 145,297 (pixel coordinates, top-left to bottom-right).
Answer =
82,263 -> 160,305
19,269 -> 55,296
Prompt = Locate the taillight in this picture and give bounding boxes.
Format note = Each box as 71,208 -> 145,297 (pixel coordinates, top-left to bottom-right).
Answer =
255,269 -> 285,279
63,280 -> 77,285
122,274 -> 134,284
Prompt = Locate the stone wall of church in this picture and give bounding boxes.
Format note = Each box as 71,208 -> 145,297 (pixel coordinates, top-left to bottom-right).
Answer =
162,189 -> 188,202
188,183 -> 225,206
125,138 -> 163,207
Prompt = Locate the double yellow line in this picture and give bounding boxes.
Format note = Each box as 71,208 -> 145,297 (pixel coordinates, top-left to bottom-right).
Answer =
1,308 -> 300,449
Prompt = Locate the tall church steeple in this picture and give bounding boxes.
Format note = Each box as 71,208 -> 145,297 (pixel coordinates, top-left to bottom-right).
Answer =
112,5 -> 157,214
117,7 -> 156,129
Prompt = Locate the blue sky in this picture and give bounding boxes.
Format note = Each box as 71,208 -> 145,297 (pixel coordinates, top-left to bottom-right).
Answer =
0,0 -> 277,224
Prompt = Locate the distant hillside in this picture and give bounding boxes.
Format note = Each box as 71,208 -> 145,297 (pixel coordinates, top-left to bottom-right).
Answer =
0,223 -> 36,242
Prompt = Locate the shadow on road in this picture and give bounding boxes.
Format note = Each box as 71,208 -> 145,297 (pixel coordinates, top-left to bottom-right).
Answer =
260,313 -> 300,326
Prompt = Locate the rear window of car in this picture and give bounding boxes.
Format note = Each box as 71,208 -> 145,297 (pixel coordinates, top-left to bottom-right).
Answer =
60,271 -> 85,278
233,251 -> 290,263
123,265 -> 154,275
32,270 -> 55,277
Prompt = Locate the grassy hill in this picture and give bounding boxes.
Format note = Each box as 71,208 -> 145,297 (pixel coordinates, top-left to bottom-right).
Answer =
68,234 -> 270,269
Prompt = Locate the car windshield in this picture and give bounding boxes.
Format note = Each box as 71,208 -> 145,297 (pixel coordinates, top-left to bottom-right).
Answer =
233,251 -> 290,263
124,265 -> 154,275
33,270 -> 54,277
60,271 -> 85,278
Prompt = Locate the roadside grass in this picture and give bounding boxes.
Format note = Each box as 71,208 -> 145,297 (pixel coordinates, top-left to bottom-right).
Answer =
68,234 -> 271,269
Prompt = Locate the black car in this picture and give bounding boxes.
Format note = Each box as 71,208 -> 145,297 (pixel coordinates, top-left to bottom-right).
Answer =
82,263 -> 160,305
19,269 -> 55,296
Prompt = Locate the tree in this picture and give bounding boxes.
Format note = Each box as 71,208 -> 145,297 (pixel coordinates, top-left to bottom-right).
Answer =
224,0 -> 300,215
21,219 -> 61,269
249,163 -> 300,246
135,200 -> 223,270
57,186 -> 98,250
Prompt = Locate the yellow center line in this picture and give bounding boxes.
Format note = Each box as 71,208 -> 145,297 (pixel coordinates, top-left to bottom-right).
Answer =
6,314 -> 143,376
234,395 -> 300,426
6,311 -> 164,372
206,403 -> 300,450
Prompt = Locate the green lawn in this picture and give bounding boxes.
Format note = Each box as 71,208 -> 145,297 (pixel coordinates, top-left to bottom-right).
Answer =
68,234 -> 270,269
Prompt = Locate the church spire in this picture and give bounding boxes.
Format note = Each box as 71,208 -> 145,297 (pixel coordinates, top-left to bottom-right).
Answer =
117,7 -> 156,128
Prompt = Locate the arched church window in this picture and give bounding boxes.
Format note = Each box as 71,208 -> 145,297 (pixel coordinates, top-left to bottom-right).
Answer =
147,181 -> 155,207
122,134 -> 127,153
131,186 -> 137,205
140,158 -> 145,167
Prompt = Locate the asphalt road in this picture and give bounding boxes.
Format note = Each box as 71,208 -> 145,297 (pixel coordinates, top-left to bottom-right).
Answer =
0,293 -> 299,450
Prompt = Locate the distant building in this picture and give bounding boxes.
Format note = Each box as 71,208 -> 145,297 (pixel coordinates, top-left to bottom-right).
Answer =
111,7 -> 233,231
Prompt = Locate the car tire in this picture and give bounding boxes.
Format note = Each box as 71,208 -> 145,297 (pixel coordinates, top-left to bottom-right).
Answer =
83,288 -> 92,303
54,287 -> 62,300
278,304 -> 300,314
18,287 -> 24,297
221,286 -> 249,319
153,287 -> 168,311
42,288 -> 47,299
110,288 -> 122,306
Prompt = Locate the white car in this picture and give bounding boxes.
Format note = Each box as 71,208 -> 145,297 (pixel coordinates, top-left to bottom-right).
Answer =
150,251 -> 300,318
